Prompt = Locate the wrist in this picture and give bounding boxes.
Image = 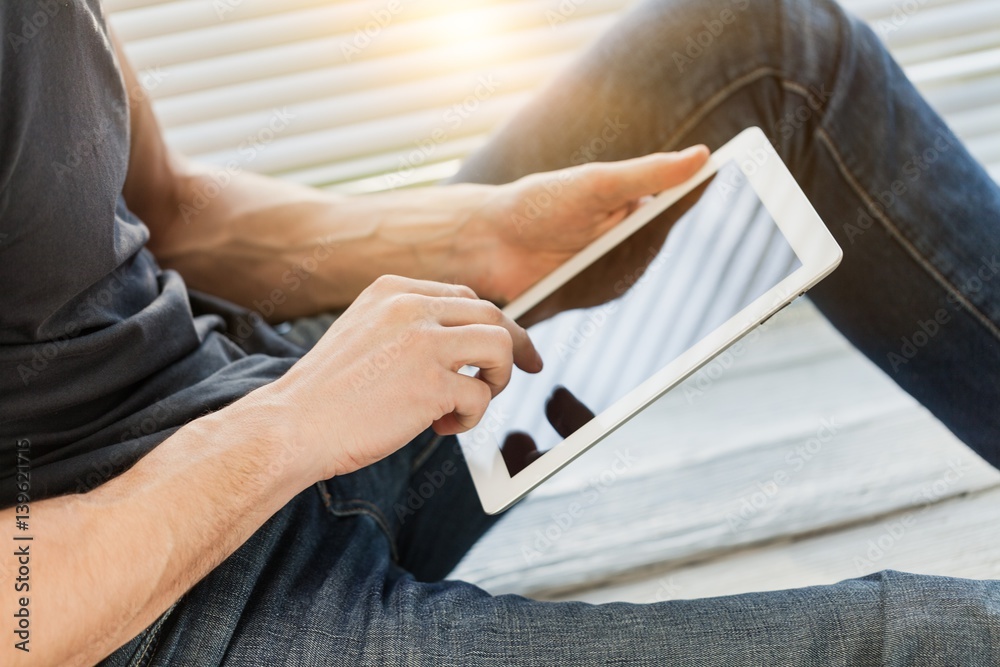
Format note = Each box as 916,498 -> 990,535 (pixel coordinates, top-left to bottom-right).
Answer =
194,387 -> 320,502
451,182 -> 515,304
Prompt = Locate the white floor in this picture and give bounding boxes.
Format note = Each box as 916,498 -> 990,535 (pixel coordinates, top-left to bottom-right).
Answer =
453,300 -> 1000,603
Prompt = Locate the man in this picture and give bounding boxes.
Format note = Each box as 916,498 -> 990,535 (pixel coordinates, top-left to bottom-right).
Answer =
1,0 -> 998,665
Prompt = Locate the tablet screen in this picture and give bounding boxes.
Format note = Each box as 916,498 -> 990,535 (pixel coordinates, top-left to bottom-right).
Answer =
462,161 -> 803,477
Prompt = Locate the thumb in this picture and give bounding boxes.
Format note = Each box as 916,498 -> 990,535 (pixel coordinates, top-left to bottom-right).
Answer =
598,146 -> 710,205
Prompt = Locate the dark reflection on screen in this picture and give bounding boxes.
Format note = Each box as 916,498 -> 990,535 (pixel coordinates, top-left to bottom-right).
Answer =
461,162 -> 803,477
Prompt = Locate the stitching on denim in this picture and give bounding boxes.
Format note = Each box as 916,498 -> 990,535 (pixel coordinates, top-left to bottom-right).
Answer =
318,485 -> 389,527
410,433 -> 445,473
126,599 -> 180,667
129,619 -> 159,667
314,481 -> 400,561
659,65 -> 788,153
327,504 -> 400,561
815,127 -> 1000,343
131,635 -> 155,667
655,0 -> 852,152
655,59 -> 1000,345
315,478 -> 335,507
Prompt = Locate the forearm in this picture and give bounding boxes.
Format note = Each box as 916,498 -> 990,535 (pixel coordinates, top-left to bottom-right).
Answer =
0,391 -> 308,667
149,159 -> 504,320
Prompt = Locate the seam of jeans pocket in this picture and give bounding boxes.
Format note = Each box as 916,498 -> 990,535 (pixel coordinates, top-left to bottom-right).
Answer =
315,481 -> 400,561
410,433 -> 446,473
815,126 -> 1000,344
126,598 -> 181,667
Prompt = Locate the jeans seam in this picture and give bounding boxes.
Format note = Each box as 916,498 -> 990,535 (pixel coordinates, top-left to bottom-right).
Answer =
654,58 -> 1000,345
410,433 -> 446,473
815,126 -> 1000,343
314,481 -> 400,561
657,65 -> 792,153
126,599 -> 180,667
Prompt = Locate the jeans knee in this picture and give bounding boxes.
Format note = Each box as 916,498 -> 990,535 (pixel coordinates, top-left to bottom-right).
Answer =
645,0 -> 853,85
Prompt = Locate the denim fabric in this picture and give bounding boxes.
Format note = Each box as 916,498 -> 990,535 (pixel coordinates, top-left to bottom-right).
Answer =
101,0 -> 1000,664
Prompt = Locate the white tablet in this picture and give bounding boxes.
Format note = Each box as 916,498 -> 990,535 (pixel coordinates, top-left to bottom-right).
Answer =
459,127 -> 843,514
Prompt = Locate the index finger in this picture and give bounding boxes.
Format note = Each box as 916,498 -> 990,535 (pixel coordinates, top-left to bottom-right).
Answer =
436,297 -> 544,374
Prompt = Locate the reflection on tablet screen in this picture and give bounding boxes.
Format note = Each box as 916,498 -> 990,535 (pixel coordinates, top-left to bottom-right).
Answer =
461,161 -> 803,477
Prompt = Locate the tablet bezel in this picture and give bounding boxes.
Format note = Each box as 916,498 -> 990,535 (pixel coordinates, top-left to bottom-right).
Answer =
461,127 -> 843,514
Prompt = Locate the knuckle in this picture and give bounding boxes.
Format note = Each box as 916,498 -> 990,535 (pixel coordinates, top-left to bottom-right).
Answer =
459,381 -> 491,427
387,292 -> 425,315
480,301 -> 505,324
491,325 -> 514,353
432,374 -> 457,416
450,283 -> 478,300
418,321 -> 447,351
472,323 -> 510,356
372,274 -> 404,291
430,369 -> 451,401
473,379 -> 492,407
578,162 -> 606,183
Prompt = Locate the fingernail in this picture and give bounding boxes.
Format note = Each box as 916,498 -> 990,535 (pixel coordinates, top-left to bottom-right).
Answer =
678,145 -> 708,158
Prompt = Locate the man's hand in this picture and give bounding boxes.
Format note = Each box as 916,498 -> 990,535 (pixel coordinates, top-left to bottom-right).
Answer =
470,147 -> 710,305
265,275 -> 543,480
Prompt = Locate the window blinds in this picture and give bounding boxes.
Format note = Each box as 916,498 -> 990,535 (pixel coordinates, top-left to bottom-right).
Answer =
106,0 -> 1000,193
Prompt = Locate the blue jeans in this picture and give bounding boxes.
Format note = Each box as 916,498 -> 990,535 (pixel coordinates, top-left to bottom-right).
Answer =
103,0 -> 1000,664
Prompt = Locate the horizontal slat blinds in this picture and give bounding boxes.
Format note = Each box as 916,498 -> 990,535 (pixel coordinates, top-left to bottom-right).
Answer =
107,0 -> 1000,191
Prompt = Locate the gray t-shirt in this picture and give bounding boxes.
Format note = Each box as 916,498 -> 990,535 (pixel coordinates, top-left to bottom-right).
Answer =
0,0 -> 304,507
